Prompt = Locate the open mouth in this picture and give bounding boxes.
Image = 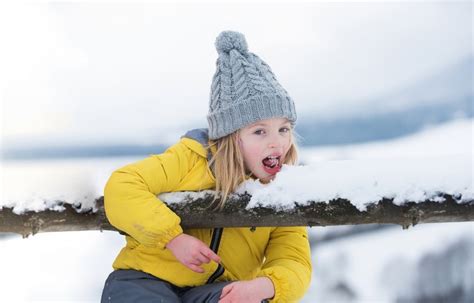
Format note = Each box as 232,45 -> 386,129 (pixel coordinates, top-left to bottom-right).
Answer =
262,155 -> 282,175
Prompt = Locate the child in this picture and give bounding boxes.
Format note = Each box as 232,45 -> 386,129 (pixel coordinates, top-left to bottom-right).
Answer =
101,30 -> 312,303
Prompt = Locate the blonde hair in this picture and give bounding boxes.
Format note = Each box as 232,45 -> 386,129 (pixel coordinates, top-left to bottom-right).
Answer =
206,129 -> 300,210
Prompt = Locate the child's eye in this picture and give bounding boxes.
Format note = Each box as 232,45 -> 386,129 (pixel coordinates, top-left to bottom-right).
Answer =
254,130 -> 265,135
280,127 -> 290,133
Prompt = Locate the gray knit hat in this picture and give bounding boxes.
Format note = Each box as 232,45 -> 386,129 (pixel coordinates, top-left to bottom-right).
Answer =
207,30 -> 297,140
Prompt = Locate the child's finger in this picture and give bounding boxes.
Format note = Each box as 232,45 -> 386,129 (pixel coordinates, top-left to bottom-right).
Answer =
204,249 -> 221,263
187,263 -> 205,273
196,254 -> 211,264
197,252 -> 211,264
219,284 -> 233,299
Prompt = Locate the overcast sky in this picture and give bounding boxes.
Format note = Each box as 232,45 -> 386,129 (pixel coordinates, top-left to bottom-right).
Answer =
0,1 -> 472,147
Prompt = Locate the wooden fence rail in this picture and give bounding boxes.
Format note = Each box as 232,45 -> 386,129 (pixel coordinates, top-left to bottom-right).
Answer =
1,192 -> 473,238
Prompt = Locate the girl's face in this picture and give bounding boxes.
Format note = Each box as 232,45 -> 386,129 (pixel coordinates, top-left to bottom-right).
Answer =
237,117 -> 292,183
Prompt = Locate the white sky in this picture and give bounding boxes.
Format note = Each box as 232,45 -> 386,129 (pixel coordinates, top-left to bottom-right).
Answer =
0,2 -> 472,147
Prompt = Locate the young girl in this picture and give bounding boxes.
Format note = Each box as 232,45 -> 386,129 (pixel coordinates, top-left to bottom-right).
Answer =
101,31 -> 312,303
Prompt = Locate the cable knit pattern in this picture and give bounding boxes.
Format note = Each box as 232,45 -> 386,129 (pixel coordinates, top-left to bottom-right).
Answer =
209,57 -> 232,112
207,30 -> 297,140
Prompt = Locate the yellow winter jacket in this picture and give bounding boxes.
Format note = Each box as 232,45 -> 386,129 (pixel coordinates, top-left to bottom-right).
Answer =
104,129 -> 312,302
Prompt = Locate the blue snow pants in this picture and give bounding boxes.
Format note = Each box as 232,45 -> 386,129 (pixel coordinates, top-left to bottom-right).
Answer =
101,269 -> 269,303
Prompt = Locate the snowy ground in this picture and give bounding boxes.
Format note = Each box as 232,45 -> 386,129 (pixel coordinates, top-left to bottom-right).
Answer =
302,222 -> 473,303
0,118 -> 473,302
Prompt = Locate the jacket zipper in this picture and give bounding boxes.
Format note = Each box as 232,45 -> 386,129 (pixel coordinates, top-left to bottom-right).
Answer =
206,227 -> 224,284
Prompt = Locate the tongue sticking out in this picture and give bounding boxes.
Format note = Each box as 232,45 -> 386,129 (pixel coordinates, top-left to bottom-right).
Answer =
262,157 -> 281,175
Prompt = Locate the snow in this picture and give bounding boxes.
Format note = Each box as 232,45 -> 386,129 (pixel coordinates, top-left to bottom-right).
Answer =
0,157 -> 140,214
159,153 -> 473,211
0,231 -> 124,302
237,154 -> 472,211
0,118 -> 473,302
159,190 -> 216,205
301,221 -> 474,303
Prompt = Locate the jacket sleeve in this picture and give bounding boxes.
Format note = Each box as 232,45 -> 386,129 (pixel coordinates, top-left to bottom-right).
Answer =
256,226 -> 312,302
103,140 -> 198,249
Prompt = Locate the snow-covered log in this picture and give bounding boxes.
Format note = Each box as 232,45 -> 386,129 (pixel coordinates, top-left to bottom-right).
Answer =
1,192 -> 473,238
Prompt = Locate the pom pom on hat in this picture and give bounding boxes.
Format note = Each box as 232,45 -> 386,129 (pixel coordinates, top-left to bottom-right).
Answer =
215,30 -> 248,54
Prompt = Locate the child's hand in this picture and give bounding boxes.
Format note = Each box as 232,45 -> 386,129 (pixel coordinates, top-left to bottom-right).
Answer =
219,277 -> 275,303
166,233 -> 221,273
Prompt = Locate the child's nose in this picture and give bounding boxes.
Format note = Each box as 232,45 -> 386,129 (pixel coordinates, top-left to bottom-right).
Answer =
268,137 -> 282,148
268,142 -> 277,148
267,130 -> 288,149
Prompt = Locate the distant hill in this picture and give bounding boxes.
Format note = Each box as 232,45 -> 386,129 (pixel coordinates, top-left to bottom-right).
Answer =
295,55 -> 473,146
1,143 -> 169,160
295,96 -> 471,146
